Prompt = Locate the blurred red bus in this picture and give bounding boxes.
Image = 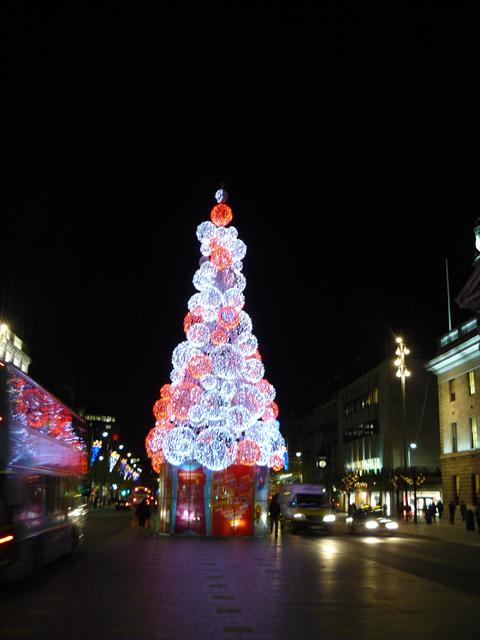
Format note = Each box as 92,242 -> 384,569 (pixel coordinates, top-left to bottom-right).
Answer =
0,362 -> 88,583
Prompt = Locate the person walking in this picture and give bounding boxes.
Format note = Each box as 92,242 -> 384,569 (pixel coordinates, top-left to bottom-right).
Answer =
269,494 -> 281,536
135,498 -> 151,531
460,500 -> 467,522
437,499 -> 444,520
448,499 -> 456,524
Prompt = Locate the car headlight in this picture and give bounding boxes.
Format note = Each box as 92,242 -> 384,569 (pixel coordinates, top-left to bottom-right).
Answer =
365,520 -> 379,529
323,514 -> 336,523
293,513 -> 306,519
385,521 -> 399,530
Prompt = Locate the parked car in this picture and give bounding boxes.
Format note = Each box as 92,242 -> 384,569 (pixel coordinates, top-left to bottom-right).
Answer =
346,505 -> 399,534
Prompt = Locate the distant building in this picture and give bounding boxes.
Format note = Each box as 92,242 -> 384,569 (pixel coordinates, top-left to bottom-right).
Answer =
0,323 -> 31,373
426,318 -> 480,508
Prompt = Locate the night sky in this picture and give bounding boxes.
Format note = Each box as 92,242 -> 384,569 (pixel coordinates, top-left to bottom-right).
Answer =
4,3 -> 480,455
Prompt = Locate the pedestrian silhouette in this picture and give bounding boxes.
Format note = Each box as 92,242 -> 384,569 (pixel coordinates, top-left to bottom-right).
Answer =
269,494 -> 281,536
460,500 -> 467,521
437,499 -> 444,520
448,500 -> 456,524
135,498 -> 151,531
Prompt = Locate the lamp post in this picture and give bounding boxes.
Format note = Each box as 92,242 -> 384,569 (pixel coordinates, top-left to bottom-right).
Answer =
409,442 -> 418,523
394,337 -> 411,517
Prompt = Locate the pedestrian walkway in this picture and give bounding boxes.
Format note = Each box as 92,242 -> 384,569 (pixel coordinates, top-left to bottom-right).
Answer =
397,513 -> 480,547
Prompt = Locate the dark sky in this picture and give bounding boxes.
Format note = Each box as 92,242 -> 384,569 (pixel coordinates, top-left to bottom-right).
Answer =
4,3 -> 480,455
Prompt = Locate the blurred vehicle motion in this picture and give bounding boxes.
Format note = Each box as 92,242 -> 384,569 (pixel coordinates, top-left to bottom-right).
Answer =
114,497 -> 132,510
346,505 -> 399,534
131,486 -> 154,507
277,483 -> 337,533
0,362 -> 88,583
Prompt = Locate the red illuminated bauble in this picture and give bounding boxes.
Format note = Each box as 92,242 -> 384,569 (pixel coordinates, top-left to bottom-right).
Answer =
211,328 -> 228,345
153,397 -> 170,420
187,354 -> 213,379
211,203 -> 233,227
210,245 -> 233,271
152,451 -> 165,473
247,350 -> 262,361
160,384 -> 171,398
270,453 -> 284,472
170,382 -> 203,421
236,439 -> 261,466
183,309 -> 203,334
218,306 -> 240,330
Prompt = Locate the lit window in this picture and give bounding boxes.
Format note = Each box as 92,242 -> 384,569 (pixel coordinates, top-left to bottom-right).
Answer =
468,370 -> 476,395
470,417 -> 478,449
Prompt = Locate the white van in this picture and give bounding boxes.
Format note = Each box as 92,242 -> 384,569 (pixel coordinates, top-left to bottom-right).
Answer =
276,483 -> 336,533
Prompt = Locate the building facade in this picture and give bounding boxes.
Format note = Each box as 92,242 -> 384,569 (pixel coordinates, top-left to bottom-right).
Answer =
300,355 -> 440,515
0,323 -> 31,373
427,319 -> 480,509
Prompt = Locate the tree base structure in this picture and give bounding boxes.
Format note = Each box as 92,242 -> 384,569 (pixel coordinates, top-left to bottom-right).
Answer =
156,462 -> 269,537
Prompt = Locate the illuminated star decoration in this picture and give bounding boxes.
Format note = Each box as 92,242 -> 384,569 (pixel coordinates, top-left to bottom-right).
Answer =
146,190 -> 285,472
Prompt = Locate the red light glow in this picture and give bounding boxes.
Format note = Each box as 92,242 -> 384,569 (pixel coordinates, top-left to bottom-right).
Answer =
0,535 -> 14,544
210,203 -> 233,227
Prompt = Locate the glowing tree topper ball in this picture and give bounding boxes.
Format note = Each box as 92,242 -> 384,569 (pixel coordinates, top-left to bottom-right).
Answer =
145,189 -> 285,472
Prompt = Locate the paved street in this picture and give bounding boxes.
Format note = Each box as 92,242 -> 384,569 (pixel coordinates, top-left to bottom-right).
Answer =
1,510 -> 480,640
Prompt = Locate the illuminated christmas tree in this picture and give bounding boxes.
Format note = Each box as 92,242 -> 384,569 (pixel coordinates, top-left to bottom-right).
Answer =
145,190 -> 285,473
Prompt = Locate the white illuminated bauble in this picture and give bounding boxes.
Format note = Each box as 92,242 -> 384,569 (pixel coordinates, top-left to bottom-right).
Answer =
215,188 -> 228,203
244,424 -> 273,466
226,405 -> 253,434
172,342 -> 200,371
211,344 -> 245,379
220,380 -> 237,401
188,293 -> 204,312
244,358 -> 265,383
232,239 -> 247,261
199,305 -> 218,322
256,379 -> 276,403
237,333 -> 258,356
199,286 -> 223,310
271,431 -> 286,452
200,374 -> 217,391
189,404 -> 207,423
223,288 -> 245,310
232,384 -> 265,419
235,272 -> 246,292
196,220 -> 216,243
193,264 -> 216,291
203,391 -> 226,421
194,427 -> 237,470
215,226 -> 238,251
232,260 -> 243,273
187,323 -> 210,347
235,311 -> 253,339
162,427 -> 196,466
170,368 -> 185,384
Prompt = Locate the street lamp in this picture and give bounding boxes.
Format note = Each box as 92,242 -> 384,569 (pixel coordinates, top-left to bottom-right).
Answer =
408,442 -> 417,468
394,337 -> 411,516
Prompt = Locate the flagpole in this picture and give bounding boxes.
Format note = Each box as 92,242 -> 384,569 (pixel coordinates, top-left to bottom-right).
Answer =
446,258 -> 452,331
